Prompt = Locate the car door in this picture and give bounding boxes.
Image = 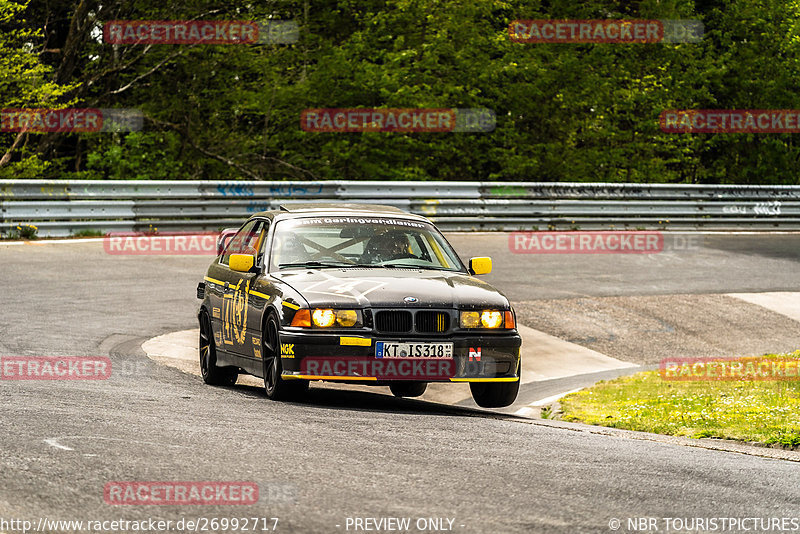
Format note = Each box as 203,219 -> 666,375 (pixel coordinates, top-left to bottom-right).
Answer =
242,219 -> 276,369
218,219 -> 266,360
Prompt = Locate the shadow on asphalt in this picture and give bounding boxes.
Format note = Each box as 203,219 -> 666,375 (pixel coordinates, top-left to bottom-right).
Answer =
222,382 -> 522,421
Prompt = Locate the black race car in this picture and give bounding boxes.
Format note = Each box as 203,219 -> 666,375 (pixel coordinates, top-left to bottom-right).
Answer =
197,203 -> 522,407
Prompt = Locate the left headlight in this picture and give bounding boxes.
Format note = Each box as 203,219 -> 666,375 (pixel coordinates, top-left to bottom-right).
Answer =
459,310 -> 515,329
311,308 -> 361,328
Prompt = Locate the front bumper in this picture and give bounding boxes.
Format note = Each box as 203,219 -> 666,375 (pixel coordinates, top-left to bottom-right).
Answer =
278,330 -> 521,383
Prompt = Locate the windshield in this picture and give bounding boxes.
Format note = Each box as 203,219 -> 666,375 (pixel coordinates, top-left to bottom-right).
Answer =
270,217 -> 465,272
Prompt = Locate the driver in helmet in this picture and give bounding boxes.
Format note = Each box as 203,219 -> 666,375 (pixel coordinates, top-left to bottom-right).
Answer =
362,230 -> 410,263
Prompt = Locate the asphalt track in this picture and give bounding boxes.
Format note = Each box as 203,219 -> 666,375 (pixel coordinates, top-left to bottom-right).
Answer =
2,233 -> 800,534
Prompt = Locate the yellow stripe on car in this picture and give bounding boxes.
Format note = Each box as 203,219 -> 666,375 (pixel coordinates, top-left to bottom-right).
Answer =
449,377 -> 520,382
340,337 -> 372,347
282,300 -> 301,310
204,276 -> 225,286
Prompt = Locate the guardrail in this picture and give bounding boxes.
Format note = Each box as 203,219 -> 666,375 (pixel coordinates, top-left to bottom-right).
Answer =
1,180 -> 798,236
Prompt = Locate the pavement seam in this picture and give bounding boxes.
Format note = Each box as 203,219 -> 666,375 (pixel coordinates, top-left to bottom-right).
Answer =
507,416 -> 800,463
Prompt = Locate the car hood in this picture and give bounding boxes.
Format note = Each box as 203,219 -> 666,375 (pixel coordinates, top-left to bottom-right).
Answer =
271,268 -> 510,309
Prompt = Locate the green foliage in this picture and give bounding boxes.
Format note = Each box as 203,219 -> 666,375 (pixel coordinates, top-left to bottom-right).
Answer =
71,229 -> 104,237
0,0 -> 76,177
86,132 -> 185,180
2,0 -> 800,182
6,223 -> 38,239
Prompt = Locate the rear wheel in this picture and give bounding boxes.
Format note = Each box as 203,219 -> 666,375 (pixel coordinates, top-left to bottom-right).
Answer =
389,382 -> 427,398
199,310 -> 238,386
469,361 -> 520,408
263,313 -> 308,401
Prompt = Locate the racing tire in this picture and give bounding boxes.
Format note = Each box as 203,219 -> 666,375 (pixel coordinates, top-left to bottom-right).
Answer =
199,310 -> 238,386
389,382 -> 427,398
263,313 -> 308,401
469,361 -> 520,408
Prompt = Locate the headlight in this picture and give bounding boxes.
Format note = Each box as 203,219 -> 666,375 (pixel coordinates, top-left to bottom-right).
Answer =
312,309 -> 336,327
460,310 -> 508,329
460,311 -> 481,328
310,309 -> 360,328
480,310 -> 503,329
335,309 -> 358,327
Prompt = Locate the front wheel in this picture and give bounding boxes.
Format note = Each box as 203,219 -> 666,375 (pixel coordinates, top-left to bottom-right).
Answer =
389,382 -> 427,398
199,310 -> 238,386
469,362 -> 520,408
262,314 -> 308,401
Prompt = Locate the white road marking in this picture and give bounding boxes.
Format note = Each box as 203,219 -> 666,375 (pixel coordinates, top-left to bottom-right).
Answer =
44,436 -> 190,452
0,238 -> 106,245
514,388 -> 584,418
44,438 -> 74,451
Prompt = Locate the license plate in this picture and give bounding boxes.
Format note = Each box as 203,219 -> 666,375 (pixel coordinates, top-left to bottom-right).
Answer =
375,342 -> 453,359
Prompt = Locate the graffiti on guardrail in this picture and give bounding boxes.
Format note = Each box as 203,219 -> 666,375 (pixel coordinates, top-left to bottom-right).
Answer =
755,201 -> 782,215
269,184 -> 324,196
487,185 -> 528,197
484,184 -> 653,198
722,201 -> 781,215
216,185 -> 254,197
2,181 -> 800,237
246,203 -> 272,213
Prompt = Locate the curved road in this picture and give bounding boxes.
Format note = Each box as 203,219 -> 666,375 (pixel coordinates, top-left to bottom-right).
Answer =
1,233 -> 800,533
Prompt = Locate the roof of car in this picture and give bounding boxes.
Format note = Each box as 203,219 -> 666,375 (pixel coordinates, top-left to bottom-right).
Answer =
278,202 -> 408,214
248,202 -> 428,222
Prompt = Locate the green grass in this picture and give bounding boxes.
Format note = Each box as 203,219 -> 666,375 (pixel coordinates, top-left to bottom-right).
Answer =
0,230 -> 106,240
71,229 -> 105,238
559,351 -> 800,448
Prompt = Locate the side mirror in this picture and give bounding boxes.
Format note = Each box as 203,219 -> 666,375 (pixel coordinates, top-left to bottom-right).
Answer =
229,254 -> 256,273
469,257 -> 492,275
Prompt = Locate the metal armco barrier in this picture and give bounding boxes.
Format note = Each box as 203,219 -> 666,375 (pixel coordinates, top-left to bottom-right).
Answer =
1,180 -> 799,236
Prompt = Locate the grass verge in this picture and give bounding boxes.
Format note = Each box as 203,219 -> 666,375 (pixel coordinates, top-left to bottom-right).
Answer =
559,352 -> 800,448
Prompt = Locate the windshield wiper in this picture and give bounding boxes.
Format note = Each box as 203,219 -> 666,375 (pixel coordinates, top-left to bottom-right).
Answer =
278,261 -> 352,269
378,263 -> 452,271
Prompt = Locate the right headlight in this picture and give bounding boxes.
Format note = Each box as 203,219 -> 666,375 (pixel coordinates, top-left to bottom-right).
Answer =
459,310 -> 515,329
